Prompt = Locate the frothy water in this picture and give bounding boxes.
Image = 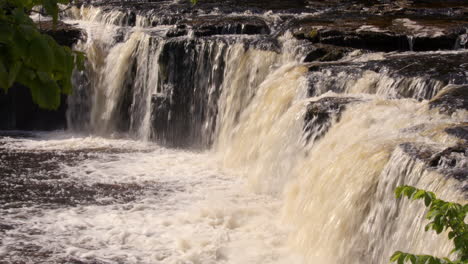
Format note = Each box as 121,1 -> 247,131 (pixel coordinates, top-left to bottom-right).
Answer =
2,4 -> 467,264
0,134 -> 304,264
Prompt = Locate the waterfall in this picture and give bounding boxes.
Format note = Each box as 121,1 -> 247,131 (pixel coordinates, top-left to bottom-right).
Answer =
279,100 -> 465,263
308,65 -> 447,100
61,5 -> 467,264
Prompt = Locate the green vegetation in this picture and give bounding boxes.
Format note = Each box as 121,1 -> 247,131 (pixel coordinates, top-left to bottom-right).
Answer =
0,0 -> 84,110
391,185 -> 468,264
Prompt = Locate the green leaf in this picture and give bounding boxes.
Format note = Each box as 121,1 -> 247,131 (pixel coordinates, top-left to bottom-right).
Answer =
18,24 -> 40,41
413,190 -> 426,200
424,193 -> 433,207
42,0 -> 59,24
11,28 -> 30,61
406,254 -> 417,264
28,34 -> 55,72
7,60 -> 22,87
31,71 -> 61,109
73,50 -> 86,71
398,253 -> 406,264
405,186 -> 417,198
396,186 -> 405,198
11,8 -> 33,25
392,251 -> 403,262
416,255 -> 430,264
448,231 -> 455,240
0,23 -> 14,44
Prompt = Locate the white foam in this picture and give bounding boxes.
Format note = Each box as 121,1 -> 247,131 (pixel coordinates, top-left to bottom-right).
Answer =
1,132 -> 153,151
1,135 -> 304,264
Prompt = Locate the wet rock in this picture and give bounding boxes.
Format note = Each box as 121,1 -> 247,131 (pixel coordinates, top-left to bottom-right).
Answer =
182,16 -> 270,37
36,20 -> 83,47
166,26 -> 188,37
400,142 -> 468,193
0,85 -> 68,130
430,84 -> 468,114
445,123 -> 468,141
304,96 -> 360,143
306,52 -> 468,100
193,0 -> 307,10
150,94 -> 171,142
303,44 -> 351,62
292,9 -> 468,52
150,38 -> 226,148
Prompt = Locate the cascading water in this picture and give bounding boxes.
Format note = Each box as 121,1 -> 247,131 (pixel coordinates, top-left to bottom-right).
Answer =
1,2 -> 467,264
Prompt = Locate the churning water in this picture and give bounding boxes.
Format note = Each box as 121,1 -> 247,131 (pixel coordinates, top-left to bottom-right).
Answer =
1,3 -> 467,264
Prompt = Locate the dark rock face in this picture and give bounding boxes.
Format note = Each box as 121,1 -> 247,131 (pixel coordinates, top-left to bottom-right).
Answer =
400,122 -> 468,188
303,44 -> 351,62
289,0 -> 468,52
0,22 -> 83,131
303,96 -> 359,143
294,20 -> 467,52
430,84 -> 468,114
446,123 -> 468,141
150,38 -> 227,148
37,21 -> 83,46
400,141 -> 468,194
0,85 -> 68,131
186,16 -> 270,37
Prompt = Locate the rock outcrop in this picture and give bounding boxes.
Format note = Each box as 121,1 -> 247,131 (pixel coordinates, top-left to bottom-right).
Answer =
304,96 -> 360,143
430,85 -> 468,114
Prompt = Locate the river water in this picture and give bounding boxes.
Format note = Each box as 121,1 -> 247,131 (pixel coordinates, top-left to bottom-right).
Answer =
1,2 -> 467,264
0,133 -> 304,263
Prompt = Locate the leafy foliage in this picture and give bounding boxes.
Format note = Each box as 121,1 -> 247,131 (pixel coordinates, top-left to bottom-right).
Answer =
0,0 -> 84,109
390,185 -> 468,264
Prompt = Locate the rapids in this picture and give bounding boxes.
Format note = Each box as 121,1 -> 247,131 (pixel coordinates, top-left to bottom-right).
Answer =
1,1 -> 467,264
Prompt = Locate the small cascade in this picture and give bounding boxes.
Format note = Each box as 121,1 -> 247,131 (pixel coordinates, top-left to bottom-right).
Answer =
407,35 -> 414,51
308,68 -> 447,100
357,144 -> 463,264
65,5 -> 130,26
307,51 -> 468,101
279,100 -> 465,263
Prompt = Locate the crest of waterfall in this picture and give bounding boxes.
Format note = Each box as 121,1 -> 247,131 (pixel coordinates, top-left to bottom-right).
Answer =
308,68 -> 447,100
65,5 -> 128,26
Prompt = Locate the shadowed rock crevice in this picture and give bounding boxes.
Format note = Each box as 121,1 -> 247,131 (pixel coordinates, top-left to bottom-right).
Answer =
303,97 -> 360,143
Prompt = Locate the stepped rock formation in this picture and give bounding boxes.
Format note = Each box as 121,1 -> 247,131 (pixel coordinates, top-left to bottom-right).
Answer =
0,0 -> 466,263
